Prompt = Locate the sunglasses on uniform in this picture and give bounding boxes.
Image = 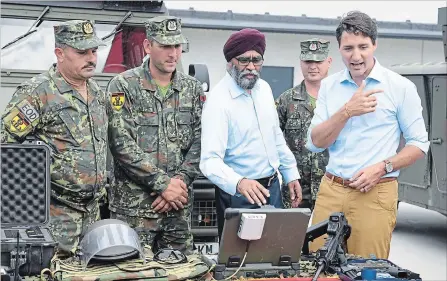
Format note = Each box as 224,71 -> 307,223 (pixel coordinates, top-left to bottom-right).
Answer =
153,248 -> 187,264
235,56 -> 264,66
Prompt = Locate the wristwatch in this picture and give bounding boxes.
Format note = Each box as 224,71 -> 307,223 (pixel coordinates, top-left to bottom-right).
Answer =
384,160 -> 393,173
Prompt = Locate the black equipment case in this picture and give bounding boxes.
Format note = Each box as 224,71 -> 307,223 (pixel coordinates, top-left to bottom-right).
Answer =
1,142 -> 57,276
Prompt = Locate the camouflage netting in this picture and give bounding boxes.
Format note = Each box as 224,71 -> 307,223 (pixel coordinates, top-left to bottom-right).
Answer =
32,253 -> 210,281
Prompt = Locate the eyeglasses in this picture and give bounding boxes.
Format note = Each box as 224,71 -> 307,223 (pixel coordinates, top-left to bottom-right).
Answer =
153,249 -> 187,264
235,56 -> 264,66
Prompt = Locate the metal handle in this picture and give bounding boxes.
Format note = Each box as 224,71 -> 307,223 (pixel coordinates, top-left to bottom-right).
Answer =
432,138 -> 443,145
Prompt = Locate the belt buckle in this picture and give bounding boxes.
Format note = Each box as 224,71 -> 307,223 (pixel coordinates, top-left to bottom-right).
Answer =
343,178 -> 351,188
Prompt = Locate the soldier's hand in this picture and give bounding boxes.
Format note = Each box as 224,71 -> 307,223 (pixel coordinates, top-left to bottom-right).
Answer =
237,179 -> 270,206
161,178 -> 188,211
288,180 -> 302,207
151,192 -> 173,213
345,80 -> 383,117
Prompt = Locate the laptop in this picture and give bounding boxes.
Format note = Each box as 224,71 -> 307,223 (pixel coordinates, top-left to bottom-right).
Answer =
217,207 -> 311,267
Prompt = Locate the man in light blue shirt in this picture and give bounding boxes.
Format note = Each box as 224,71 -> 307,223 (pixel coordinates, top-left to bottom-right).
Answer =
306,11 -> 429,259
200,28 -> 302,240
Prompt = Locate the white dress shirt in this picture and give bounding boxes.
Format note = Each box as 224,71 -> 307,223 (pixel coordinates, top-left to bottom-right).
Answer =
200,72 -> 300,195
306,59 -> 429,179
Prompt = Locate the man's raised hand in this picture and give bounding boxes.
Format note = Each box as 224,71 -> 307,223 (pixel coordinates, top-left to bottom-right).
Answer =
345,80 -> 383,117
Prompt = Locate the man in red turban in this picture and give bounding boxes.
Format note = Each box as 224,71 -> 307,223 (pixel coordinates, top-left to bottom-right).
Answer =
223,28 -> 266,62
200,28 -> 303,241
222,28 -> 266,90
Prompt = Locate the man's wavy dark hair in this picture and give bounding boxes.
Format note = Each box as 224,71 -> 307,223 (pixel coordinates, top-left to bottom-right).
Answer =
336,11 -> 378,46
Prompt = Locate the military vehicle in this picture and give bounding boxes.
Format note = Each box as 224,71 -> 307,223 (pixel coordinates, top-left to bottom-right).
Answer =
0,0 -> 218,254
389,6 -> 447,216
1,1 -> 445,259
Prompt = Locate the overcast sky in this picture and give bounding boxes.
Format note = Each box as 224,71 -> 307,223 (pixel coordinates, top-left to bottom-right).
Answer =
165,1 -> 446,24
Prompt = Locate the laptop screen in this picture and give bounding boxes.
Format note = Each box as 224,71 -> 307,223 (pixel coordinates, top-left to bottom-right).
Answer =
218,207 -> 311,266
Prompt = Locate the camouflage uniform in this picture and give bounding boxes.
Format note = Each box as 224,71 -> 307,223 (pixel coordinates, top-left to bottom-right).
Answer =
277,38 -> 330,209
1,20 -> 108,255
107,16 -> 203,254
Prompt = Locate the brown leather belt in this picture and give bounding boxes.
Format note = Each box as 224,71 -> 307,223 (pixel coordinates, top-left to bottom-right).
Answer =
325,172 -> 396,188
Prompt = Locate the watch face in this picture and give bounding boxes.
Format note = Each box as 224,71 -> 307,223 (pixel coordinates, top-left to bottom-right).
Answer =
386,163 -> 393,173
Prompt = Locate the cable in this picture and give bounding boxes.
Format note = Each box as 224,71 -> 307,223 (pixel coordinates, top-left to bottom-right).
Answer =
206,242 -> 250,281
224,241 -> 250,280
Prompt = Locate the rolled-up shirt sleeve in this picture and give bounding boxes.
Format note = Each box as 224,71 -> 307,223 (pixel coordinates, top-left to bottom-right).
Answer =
398,82 -> 430,153
306,81 -> 329,153
199,95 -> 242,196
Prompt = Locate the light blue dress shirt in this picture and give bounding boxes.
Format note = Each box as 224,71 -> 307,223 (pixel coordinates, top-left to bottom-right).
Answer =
306,60 -> 430,179
200,72 -> 300,195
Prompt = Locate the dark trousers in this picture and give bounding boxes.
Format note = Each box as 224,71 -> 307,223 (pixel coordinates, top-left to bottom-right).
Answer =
215,177 -> 283,242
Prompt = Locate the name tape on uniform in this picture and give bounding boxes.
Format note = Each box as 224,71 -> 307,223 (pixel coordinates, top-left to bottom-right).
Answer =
18,100 -> 39,123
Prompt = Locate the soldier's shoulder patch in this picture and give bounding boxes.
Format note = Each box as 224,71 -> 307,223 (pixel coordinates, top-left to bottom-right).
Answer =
17,100 -> 40,123
4,99 -> 40,136
111,92 -> 125,111
9,112 -> 30,133
198,93 -> 207,107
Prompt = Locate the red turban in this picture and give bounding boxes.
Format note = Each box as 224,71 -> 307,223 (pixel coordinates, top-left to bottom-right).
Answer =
223,28 -> 266,62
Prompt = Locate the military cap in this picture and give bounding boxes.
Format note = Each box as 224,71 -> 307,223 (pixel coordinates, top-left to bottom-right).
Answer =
54,20 -> 105,50
300,38 -> 330,61
145,16 -> 187,45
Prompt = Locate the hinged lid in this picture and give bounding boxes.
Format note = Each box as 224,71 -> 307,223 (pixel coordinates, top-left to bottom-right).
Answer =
1,141 -> 51,227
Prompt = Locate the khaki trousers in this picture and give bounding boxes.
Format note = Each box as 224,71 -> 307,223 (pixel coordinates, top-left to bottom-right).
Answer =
309,175 -> 398,259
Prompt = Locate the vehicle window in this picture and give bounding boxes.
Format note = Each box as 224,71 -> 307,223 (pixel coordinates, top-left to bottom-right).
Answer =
103,26 -> 147,73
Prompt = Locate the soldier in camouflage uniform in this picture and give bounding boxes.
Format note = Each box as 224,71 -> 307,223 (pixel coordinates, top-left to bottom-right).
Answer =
1,20 -> 108,256
277,38 -> 332,210
107,16 -> 204,254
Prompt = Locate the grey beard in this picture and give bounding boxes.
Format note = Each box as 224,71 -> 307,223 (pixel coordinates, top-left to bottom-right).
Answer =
228,64 -> 260,90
